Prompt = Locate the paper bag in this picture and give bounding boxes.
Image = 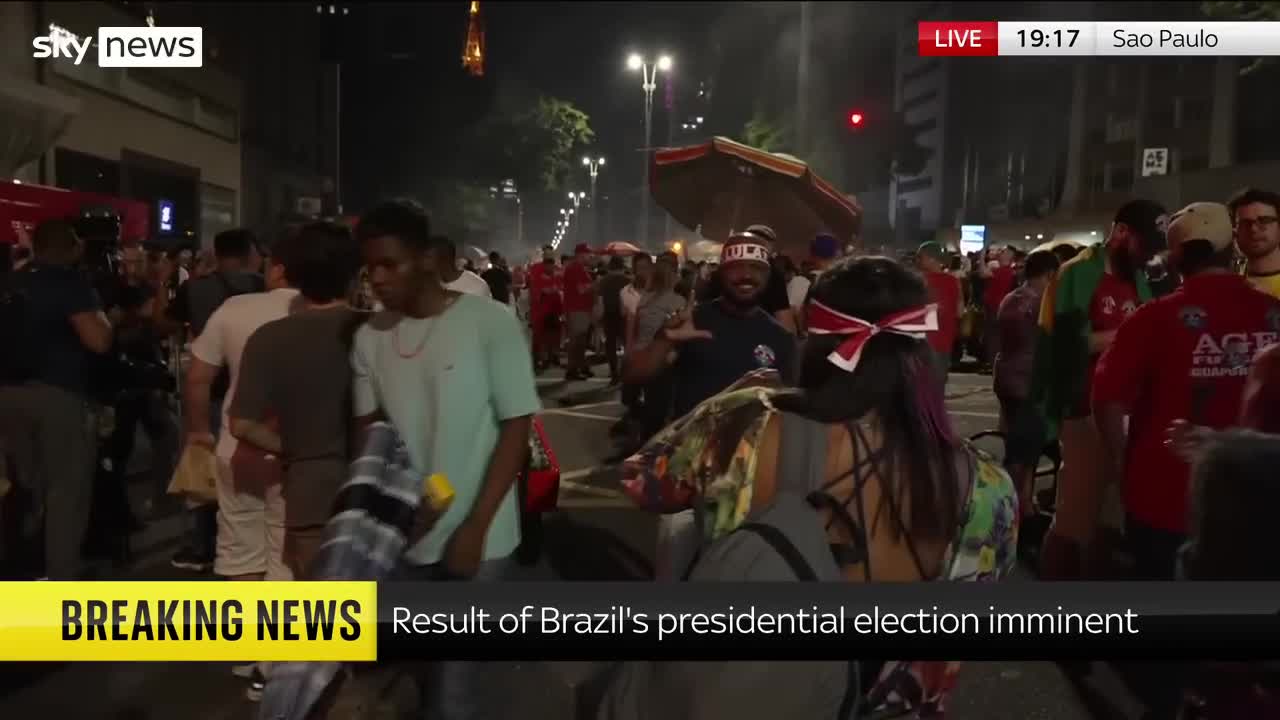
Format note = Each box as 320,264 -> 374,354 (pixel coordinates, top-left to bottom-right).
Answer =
167,443 -> 219,504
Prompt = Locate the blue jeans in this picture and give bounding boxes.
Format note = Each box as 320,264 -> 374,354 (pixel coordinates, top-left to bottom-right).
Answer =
394,555 -> 514,720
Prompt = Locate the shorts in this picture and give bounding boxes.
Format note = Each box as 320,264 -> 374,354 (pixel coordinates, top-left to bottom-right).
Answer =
214,455 -> 290,579
567,311 -> 592,336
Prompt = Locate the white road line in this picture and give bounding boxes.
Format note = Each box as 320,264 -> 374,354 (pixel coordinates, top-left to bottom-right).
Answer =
537,377 -> 611,386
560,479 -> 624,499
541,409 -> 620,422
562,400 -> 623,411
949,410 -> 1000,419
562,466 -> 609,481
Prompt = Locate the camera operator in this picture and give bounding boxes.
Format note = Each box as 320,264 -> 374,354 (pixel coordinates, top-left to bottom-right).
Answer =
97,244 -> 180,533
0,219 -> 113,580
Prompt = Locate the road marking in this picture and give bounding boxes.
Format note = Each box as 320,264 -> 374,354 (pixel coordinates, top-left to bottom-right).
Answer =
537,376 -> 611,386
949,410 -> 1000,419
562,400 -> 623,411
562,466 -> 610,481
541,409 -> 620,422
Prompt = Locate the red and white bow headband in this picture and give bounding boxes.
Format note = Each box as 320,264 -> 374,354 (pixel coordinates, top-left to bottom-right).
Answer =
806,301 -> 939,372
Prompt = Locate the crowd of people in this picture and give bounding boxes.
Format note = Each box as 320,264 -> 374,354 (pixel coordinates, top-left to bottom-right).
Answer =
1,183 -> 1278,717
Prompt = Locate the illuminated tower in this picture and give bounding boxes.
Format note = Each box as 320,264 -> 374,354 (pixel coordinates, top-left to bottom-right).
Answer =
462,0 -> 485,77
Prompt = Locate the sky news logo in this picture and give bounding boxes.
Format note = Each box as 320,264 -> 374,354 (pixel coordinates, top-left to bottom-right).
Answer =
32,25 -> 202,68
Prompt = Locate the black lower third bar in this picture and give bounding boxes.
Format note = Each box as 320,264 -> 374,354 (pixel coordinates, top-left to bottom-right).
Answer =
374,582 -> 1280,661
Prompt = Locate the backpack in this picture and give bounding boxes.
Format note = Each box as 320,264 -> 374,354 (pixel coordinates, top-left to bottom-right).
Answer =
208,271 -> 259,400
0,270 -> 36,386
598,413 -> 862,720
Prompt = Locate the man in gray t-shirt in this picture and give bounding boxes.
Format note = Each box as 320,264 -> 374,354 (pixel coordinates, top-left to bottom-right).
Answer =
634,290 -> 687,351
227,221 -> 363,579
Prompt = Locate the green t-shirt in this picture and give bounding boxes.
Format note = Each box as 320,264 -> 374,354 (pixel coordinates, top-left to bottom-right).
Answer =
351,293 -> 541,565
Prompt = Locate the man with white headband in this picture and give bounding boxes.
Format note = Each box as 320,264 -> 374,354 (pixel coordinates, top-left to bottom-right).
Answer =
623,228 -> 797,422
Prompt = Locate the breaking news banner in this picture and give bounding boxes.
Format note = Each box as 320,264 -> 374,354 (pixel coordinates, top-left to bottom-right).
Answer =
2,582 -> 1280,662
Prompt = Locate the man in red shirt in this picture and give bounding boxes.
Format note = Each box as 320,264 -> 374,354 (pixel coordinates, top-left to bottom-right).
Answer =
527,245 -> 562,371
562,243 -> 598,380
982,245 -> 1018,366
1094,202 -> 1280,579
916,242 -> 962,384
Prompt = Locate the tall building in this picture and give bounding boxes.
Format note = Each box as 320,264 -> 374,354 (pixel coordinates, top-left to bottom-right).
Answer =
2,1 -> 242,246
184,3 -> 345,235
887,1 -> 1262,250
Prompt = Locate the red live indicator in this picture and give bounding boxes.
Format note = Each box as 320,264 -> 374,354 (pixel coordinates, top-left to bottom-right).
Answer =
917,21 -> 999,56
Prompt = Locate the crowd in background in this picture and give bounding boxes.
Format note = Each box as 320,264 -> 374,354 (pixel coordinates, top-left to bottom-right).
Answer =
1,184 -> 1279,717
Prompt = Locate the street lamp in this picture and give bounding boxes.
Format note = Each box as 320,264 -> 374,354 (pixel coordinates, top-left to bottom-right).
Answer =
582,155 -> 605,246
627,51 -> 673,249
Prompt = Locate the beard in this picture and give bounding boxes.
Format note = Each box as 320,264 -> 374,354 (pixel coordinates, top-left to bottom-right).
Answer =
1109,246 -> 1138,284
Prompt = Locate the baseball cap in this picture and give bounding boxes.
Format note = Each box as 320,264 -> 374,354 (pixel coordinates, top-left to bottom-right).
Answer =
574,243 -> 592,255
916,241 -> 948,262
743,224 -> 778,244
1114,199 -> 1168,254
812,232 -> 839,260
1166,202 -> 1233,253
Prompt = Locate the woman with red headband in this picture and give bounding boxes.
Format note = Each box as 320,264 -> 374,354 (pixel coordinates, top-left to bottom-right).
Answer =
618,256 -> 1018,716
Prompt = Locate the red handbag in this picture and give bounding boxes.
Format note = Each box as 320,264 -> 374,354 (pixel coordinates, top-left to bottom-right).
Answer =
523,416 -> 560,513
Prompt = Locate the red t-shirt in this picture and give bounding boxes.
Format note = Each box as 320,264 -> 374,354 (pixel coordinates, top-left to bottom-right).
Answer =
1241,342 -> 1280,434
1092,273 -> 1280,533
1075,272 -> 1141,415
923,271 -> 961,355
528,262 -> 562,315
562,261 -> 595,314
984,265 -> 1017,311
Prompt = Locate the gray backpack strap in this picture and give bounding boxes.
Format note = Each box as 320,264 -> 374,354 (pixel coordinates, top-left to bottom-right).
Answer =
775,412 -> 830,495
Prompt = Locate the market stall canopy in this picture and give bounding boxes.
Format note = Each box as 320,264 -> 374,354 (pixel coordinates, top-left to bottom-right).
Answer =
651,136 -> 861,253
600,241 -> 643,256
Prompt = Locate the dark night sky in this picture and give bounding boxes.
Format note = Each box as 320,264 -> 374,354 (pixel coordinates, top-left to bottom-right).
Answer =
334,1 -> 896,248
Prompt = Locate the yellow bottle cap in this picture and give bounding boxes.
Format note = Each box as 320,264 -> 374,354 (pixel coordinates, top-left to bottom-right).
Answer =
423,473 -> 455,512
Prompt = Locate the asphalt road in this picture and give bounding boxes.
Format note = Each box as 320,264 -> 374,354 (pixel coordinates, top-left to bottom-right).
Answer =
0,370 -> 1136,719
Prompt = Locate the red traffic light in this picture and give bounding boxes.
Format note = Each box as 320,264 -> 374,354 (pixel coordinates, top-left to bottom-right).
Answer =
847,111 -> 865,128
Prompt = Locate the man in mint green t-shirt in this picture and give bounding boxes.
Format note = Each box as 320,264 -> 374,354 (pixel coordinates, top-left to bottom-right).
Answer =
350,200 -> 540,719
352,200 -> 540,570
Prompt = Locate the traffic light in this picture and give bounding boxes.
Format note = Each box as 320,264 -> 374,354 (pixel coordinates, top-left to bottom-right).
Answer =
847,111 -> 865,129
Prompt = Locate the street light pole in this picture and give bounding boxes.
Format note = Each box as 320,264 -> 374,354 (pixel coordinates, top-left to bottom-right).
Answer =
628,53 -> 672,251
582,156 -> 605,244
567,191 -> 585,245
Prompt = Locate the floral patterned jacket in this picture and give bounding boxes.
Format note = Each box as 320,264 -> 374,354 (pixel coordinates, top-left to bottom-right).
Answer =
620,368 -> 1020,718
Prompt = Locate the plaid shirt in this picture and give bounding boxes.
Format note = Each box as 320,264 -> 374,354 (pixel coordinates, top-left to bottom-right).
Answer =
259,421 -> 421,720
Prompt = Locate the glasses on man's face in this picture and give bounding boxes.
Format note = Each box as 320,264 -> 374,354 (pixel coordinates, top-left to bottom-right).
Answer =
1235,216 -> 1279,230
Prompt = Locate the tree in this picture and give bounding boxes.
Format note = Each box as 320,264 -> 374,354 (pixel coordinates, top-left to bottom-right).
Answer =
1201,2 -> 1280,72
428,181 -> 496,241
460,95 -> 595,194
742,108 -> 793,152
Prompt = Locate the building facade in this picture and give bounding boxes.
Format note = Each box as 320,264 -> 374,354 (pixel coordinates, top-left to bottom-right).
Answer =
2,1 -> 243,247
888,1 -> 1260,251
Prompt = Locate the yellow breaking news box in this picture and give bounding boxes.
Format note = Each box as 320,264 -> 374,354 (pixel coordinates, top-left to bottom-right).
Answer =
0,581 -> 378,662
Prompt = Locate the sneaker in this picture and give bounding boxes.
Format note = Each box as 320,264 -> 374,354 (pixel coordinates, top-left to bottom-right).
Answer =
170,548 -> 213,572
245,667 -> 266,702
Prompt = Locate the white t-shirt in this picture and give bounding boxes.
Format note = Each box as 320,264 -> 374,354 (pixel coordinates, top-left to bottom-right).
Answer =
191,288 -> 300,461
621,284 -> 644,317
787,275 -> 812,309
444,270 -> 492,298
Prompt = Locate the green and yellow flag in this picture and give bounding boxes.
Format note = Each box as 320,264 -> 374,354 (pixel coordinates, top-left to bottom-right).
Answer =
1025,245 -> 1152,444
